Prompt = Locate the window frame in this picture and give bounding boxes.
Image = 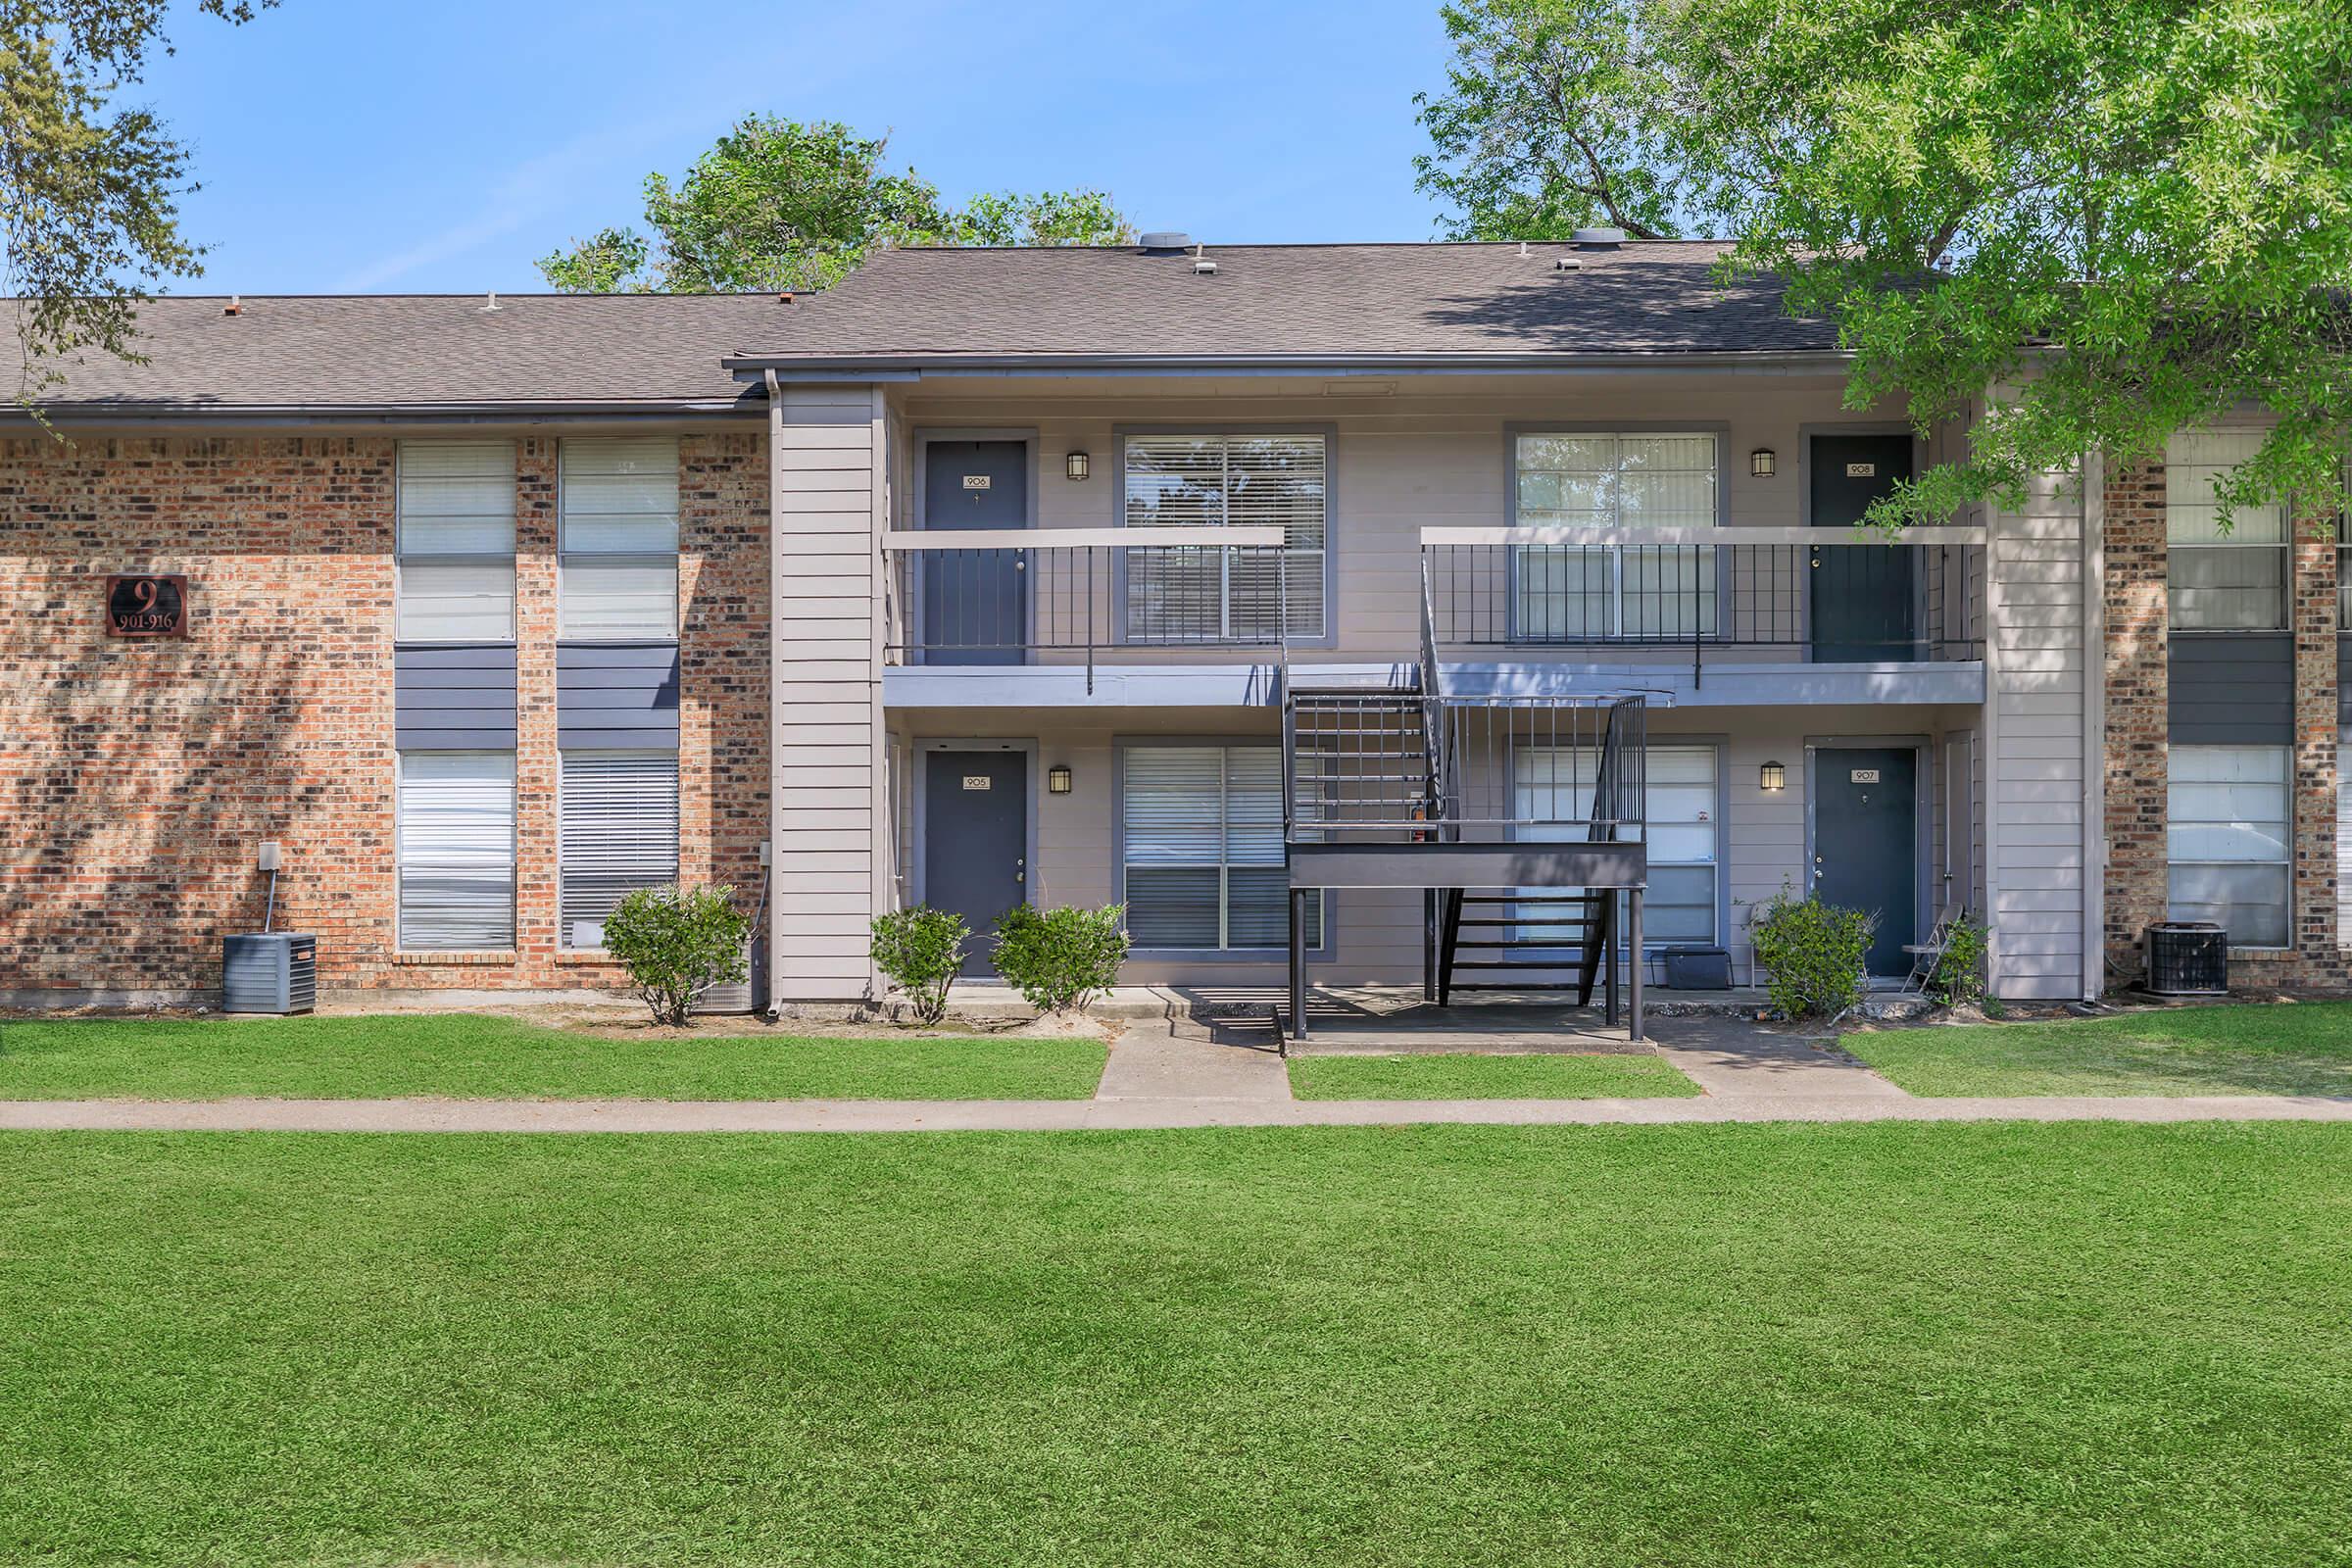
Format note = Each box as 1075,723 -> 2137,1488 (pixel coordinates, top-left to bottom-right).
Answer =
2166,741 -> 2293,952
1508,737 -> 1727,948
558,435 -> 682,643
394,440 -> 517,646
557,747 -> 682,952
2166,425 -> 2290,633
393,749 -> 517,954
1114,737 -> 1330,957
1113,424 -> 1337,650
1504,423 -> 1729,645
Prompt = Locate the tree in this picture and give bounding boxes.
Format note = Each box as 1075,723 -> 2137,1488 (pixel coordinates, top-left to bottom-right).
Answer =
537,115 -> 1134,295
1412,0 -> 1687,240
2,0 -> 273,403
1417,0 -> 2352,529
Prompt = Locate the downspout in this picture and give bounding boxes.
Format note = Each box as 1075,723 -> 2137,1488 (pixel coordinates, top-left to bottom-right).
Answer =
764,369 -> 784,1009
2082,453 -> 2107,1001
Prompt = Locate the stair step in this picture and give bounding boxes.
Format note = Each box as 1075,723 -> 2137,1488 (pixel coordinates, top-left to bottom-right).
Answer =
1458,894 -> 1605,906
1452,918 -> 1591,931
1449,957 -> 1596,970
1448,983 -> 1592,993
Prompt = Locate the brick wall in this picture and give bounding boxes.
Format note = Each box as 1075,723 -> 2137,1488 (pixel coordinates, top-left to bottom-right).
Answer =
0,428 -> 768,1002
2101,460 -> 2169,979
2101,458 -> 2346,990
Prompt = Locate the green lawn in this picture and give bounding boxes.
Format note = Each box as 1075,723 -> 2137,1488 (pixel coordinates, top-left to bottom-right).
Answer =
0,1015 -> 1106,1101
5,1125 -> 2350,1565
1289,1051 -> 1697,1100
1843,1002 -> 2352,1098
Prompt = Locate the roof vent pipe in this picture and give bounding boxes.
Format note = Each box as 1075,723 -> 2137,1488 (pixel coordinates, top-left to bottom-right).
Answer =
1191,243 -> 1216,276
481,291 -> 501,313
222,295 -> 241,317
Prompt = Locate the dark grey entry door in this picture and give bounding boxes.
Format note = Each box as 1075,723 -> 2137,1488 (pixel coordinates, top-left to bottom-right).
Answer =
924,750 -> 1028,975
922,440 -> 1029,664
1813,747 -> 1918,976
1810,433 -> 1917,662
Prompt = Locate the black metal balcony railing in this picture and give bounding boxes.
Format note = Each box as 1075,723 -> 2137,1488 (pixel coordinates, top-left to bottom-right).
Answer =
1421,525 -> 1987,671
882,526 -> 1291,686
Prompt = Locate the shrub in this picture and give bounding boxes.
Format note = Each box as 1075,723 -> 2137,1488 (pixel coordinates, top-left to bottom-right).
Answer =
1929,915 -> 1990,1007
1747,887 -> 1874,1021
601,883 -> 751,1027
992,903 -> 1128,1014
869,906 -> 968,1026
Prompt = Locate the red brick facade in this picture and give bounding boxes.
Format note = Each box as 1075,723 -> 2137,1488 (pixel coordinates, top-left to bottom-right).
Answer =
2100,458 -> 2346,990
0,428 -> 767,1001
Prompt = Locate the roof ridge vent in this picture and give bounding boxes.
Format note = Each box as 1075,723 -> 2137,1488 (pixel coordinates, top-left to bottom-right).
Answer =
1140,230 -> 1193,253
1572,226 -> 1627,249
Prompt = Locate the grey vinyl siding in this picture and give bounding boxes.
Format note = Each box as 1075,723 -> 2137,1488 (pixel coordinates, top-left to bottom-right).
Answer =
771,386 -> 886,1000
1984,466 -> 2088,999
2169,633 -> 2292,745
394,644 -> 517,749
557,643 -> 680,750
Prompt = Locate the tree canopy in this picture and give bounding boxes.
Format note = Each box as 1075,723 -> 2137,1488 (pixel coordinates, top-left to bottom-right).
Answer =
537,116 -> 1134,295
1418,0 -> 2352,529
1,0 -> 273,402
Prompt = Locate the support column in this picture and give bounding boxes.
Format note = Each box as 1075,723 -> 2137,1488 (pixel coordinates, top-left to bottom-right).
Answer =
1628,886 -> 1644,1042
1288,887 -> 1308,1043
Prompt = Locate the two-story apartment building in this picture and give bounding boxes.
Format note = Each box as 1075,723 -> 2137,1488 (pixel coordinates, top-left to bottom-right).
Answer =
3,236 -> 2331,1016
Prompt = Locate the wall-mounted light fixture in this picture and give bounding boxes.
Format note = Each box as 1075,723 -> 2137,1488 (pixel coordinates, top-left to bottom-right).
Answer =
1064,452 -> 1091,481
1047,764 -> 1074,795
1749,448 -> 1778,479
1759,760 -> 1787,792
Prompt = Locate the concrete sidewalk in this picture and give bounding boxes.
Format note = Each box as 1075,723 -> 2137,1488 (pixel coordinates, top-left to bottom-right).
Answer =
2,1093 -> 2347,1133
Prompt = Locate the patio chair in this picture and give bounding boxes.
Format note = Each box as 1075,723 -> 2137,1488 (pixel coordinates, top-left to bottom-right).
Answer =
1902,906 -> 1967,995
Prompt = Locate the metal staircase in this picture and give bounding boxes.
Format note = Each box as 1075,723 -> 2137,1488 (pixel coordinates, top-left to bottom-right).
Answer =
1275,558 -> 1652,1042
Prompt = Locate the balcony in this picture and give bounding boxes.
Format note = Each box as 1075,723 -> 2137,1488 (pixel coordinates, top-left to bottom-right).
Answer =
879,522 -> 1988,708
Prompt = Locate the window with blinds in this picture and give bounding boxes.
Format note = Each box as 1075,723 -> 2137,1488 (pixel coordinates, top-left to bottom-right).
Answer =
397,752 -> 515,950
560,751 -> 680,949
1122,434 -> 1325,641
1513,743 -> 1718,943
397,442 -> 516,642
561,437 -> 680,639
1122,744 -> 1321,949
1513,433 -> 1718,640
2168,428 -> 2286,631
2168,744 -> 2290,948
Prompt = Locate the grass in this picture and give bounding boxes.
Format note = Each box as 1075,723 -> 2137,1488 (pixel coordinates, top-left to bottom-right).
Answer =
1289,1050 -> 1697,1100
1842,1001 -> 2352,1098
1,1124 -> 2348,1565
0,1014 -> 1106,1101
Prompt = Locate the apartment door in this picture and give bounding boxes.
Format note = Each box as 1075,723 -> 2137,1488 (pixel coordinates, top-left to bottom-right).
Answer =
922,439 -> 1029,664
1813,747 -> 1919,976
1810,433 -> 1917,662
924,749 -> 1028,975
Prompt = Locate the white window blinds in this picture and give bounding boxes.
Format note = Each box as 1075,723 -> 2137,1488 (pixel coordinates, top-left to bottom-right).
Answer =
1514,433 -> 1718,639
397,752 -> 515,950
397,442 -> 516,642
2167,744 -> 2291,948
561,437 -> 680,639
1123,434 -> 1325,640
560,751 -> 680,949
1513,743 -> 1718,944
2168,428 -> 2286,630
1122,744 -> 1319,949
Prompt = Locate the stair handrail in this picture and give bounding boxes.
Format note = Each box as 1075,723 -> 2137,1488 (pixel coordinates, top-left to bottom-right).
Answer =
1417,554 -> 1451,836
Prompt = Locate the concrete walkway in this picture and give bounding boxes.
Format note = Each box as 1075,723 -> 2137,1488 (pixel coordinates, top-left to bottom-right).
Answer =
1,1093 -> 2346,1133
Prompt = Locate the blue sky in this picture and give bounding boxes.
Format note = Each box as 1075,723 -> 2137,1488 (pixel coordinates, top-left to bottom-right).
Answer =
144,0 -> 1456,295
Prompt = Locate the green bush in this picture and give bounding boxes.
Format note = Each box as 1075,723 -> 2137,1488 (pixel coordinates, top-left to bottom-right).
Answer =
992,904 -> 1129,1014
1929,915 -> 1990,1006
869,906 -> 968,1026
600,884 -> 752,1027
1748,888 -> 1875,1021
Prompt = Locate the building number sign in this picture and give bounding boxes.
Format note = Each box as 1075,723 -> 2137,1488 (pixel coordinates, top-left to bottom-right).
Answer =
962,473 -> 992,489
106,574 -> 189,638
1845,462 -> 1877,477
962,775 -> 992,791
1850,768 -> 1881,784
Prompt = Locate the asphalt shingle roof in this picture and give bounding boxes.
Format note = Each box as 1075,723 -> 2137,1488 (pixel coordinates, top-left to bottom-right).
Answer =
737,240 -> 1836,363
15,293 -> 791,413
